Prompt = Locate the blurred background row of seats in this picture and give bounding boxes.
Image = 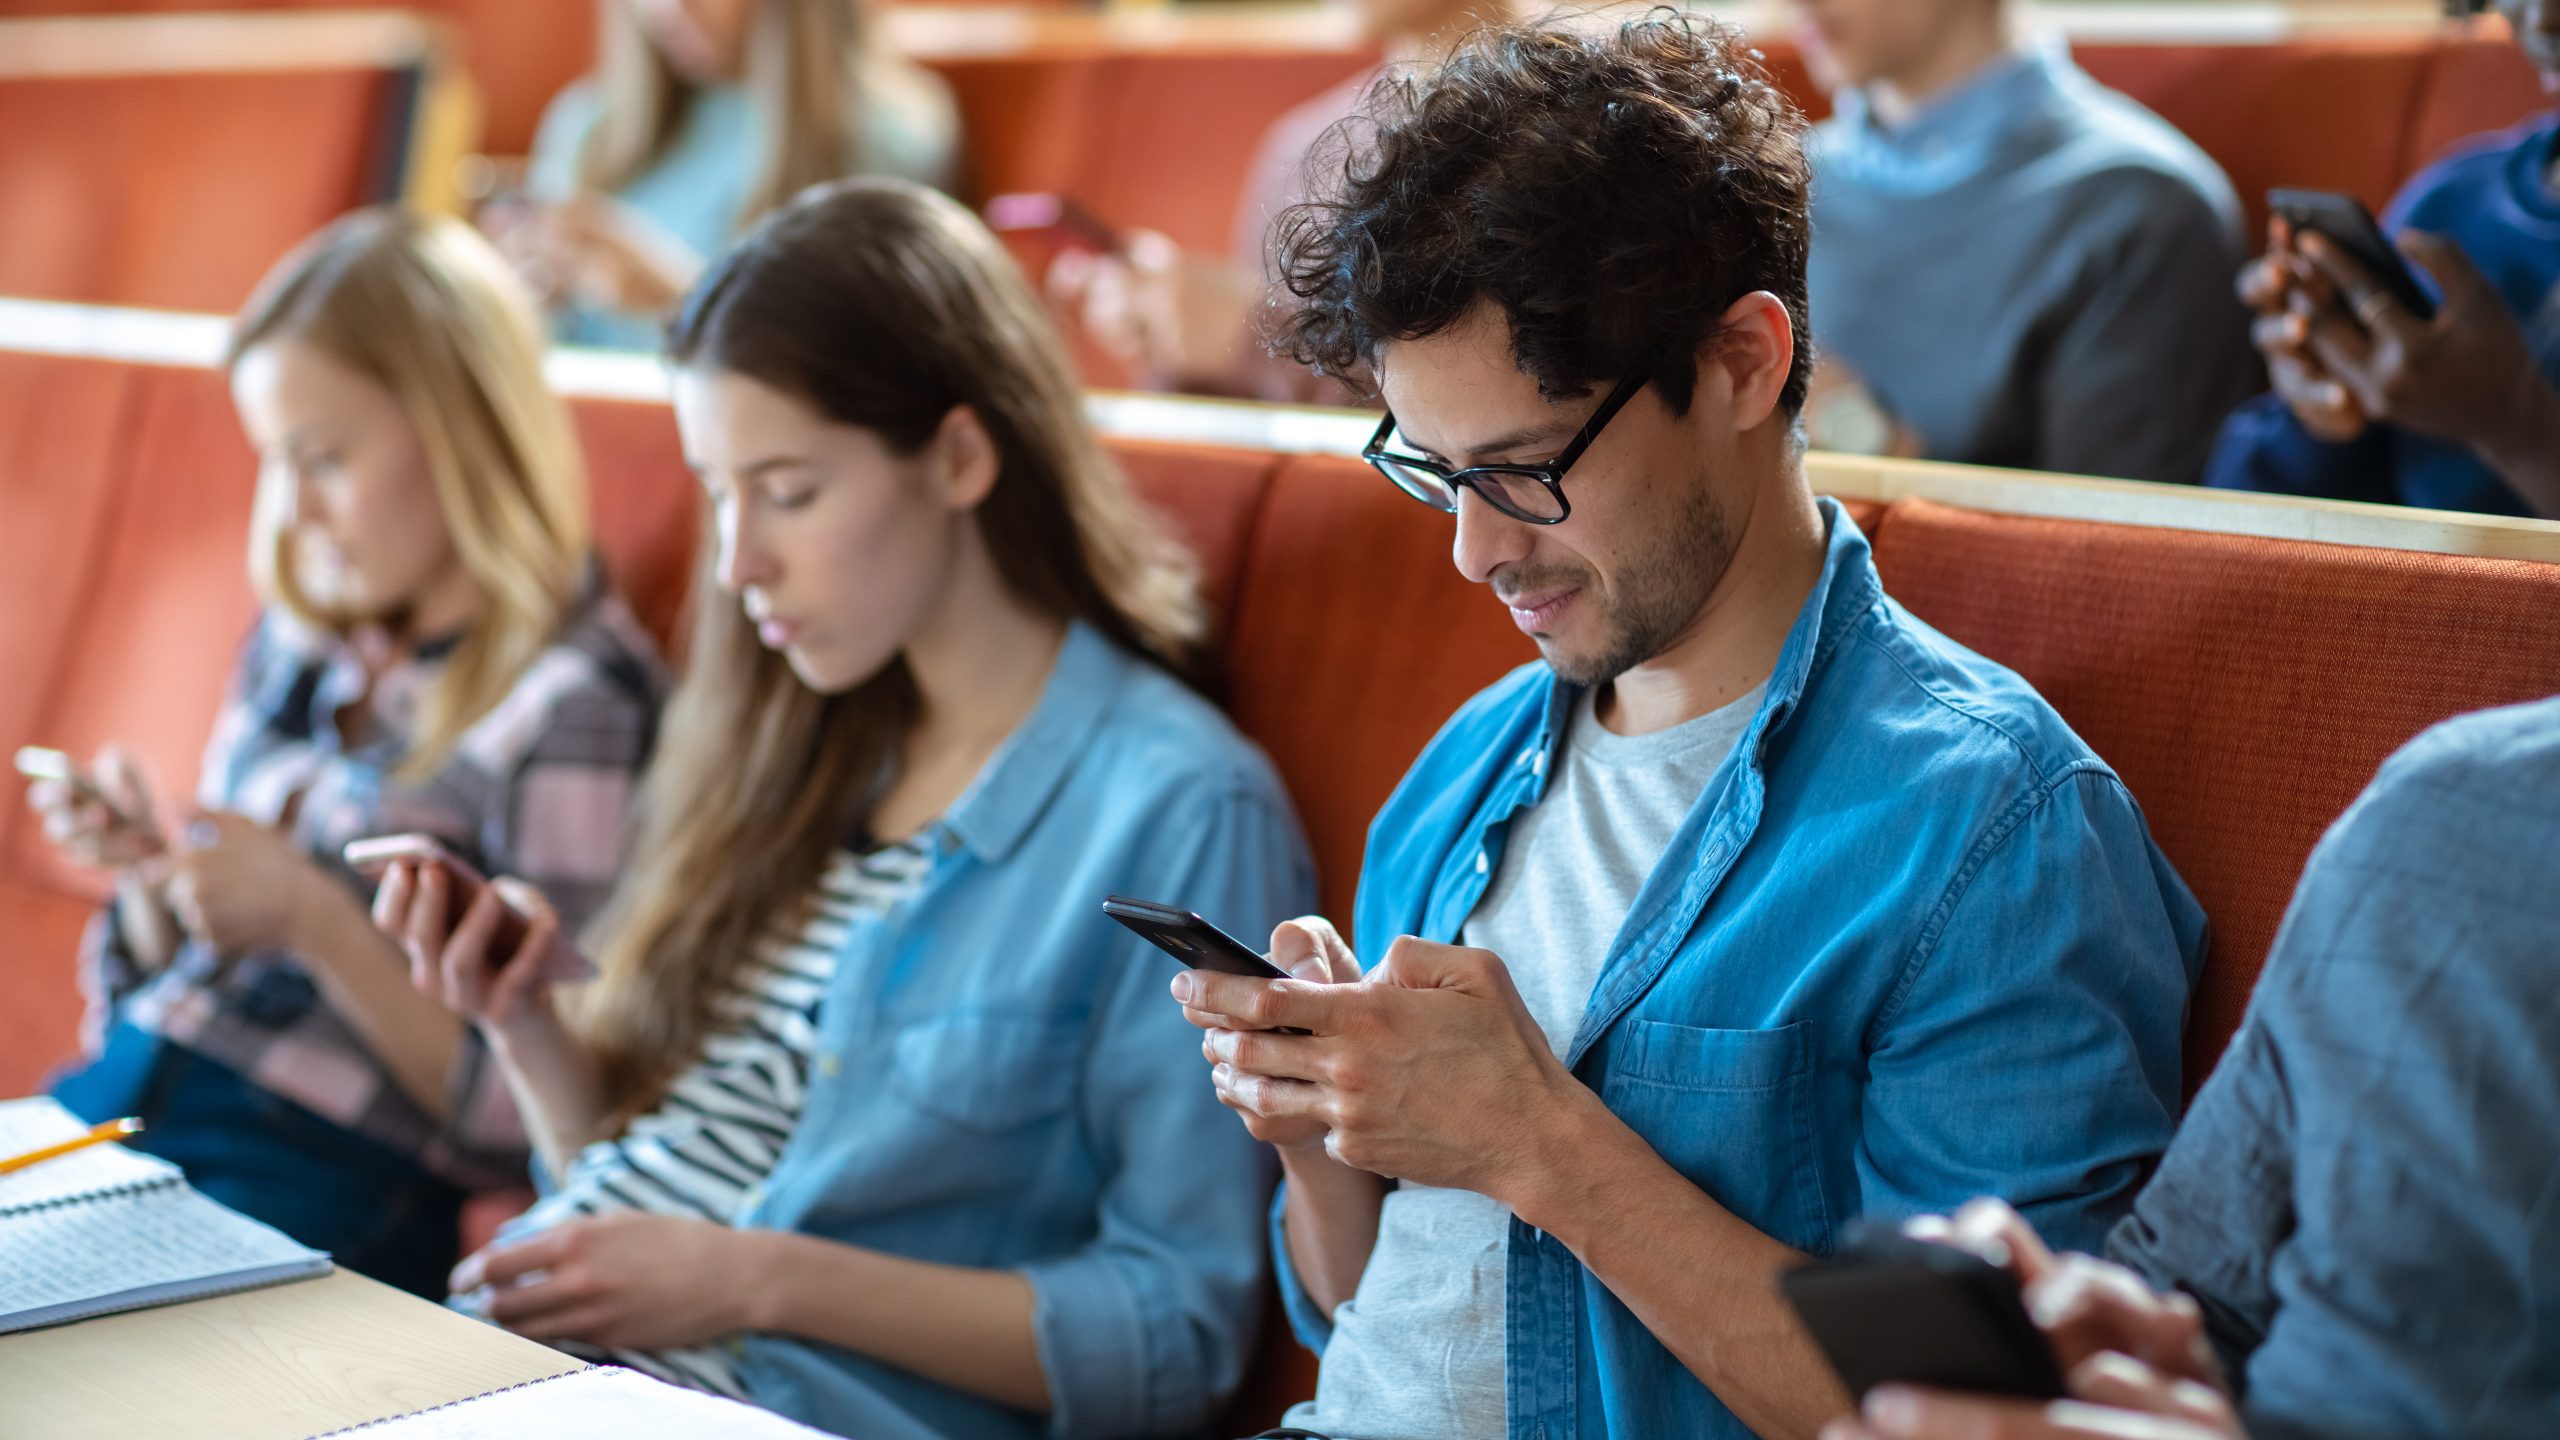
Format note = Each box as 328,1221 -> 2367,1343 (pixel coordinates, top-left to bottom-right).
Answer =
1,2 -> 2546,317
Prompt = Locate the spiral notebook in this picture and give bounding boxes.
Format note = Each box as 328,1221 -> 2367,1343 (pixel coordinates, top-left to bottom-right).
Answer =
310,1365 -> 835,1437
0,1096 -> 332,1334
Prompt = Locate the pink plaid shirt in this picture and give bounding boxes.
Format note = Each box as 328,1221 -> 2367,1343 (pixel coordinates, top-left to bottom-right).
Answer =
82,572 -> 665,1189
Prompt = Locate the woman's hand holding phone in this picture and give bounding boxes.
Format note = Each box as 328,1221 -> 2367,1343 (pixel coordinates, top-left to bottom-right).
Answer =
20,745 -> 168,872
365,848 -> 591,1042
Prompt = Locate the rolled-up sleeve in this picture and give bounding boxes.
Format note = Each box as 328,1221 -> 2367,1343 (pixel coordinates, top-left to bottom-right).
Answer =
1020,785 -> 1305,1437
1857,765 -> 2205,1253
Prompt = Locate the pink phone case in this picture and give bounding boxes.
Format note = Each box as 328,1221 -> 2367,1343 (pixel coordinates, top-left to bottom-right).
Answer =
342,834 -> 595,982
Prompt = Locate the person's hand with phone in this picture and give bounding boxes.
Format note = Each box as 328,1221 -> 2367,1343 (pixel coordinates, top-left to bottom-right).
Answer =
1175,922 -> 1635,1321
1819,1199 -> 2243,1440
486,191 -> 703,318
24,745 -> 168,873
1169,915 -> 1362,1152
371,858 -> 605,1171
2239,217 -> 2370,443
1048,231 -> 1261,393
2285,228 -> 2560,516
23,745 -> 186,971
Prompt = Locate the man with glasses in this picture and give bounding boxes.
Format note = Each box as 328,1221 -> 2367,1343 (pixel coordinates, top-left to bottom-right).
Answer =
1170,16 -> 2207,1440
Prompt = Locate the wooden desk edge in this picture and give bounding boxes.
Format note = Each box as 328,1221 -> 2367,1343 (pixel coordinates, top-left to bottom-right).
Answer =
0,1269 -> 583,1440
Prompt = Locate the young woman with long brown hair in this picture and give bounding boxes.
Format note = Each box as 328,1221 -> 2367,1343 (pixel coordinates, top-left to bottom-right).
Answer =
377,178 -> 1311,1437
32,209 -> 665,1297
497,0 -> 957,350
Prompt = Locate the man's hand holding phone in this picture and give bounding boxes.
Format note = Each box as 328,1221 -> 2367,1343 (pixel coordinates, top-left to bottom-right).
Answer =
1167,916 -> 1362,1154
1815,1199 -> 2242,1440
1172,919 -> 1603,1205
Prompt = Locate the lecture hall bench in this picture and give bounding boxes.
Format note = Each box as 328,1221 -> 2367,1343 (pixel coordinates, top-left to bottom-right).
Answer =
4,346 -> 2558,1429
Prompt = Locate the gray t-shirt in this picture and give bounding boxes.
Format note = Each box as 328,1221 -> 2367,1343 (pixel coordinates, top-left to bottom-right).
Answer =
1288,681 -> 1763,1439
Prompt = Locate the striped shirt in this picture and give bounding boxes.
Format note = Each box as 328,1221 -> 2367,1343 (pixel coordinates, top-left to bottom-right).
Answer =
81,569 -> 665,1190
474,838 -> 934,1396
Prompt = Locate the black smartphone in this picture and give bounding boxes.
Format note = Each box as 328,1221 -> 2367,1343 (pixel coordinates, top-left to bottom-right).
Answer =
1102,896 -> 1289,978
1778,1227 -> 2065,1404
2267,188 -> 2436,321
1103,896 -> 1314,1035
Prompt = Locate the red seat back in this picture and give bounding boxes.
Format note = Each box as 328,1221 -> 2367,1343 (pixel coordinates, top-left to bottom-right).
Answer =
1869,498 -> 2560,1094
0,69 -> 403,311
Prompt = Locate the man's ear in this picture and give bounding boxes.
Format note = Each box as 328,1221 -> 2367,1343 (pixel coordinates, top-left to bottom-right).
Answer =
927,403 -> 1001,510
1699,291 -> 1796,432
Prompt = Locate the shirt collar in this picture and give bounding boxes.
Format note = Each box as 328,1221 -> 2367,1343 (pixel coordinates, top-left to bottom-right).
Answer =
1838,39 -> 2065,160
1525,495 -> 1880,769
938,618 -> 1131,864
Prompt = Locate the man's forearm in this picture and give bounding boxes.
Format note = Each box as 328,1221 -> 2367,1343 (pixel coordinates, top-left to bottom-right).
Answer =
1506,1096 -> 1850,1440
1279,1144 -> 1392,1319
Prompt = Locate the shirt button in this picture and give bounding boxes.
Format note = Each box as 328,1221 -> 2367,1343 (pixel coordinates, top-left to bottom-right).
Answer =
818,1050 -> 843,1078
1531,751 -> 1547,777
1705,841 -> 1729,869
1475,851 -> 1490,875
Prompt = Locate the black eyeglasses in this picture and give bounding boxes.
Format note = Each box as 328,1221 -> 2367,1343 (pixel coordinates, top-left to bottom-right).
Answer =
1361,370 -> 1651,525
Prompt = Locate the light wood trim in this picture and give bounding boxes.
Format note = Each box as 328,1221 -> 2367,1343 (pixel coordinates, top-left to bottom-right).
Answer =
1806,452 -> 2560,564
0,11 -> 440,79
0,0 -> 2456,82
3,296 -> 2552,564
0,1271 -> 581,1440
874,0 -> 2453,58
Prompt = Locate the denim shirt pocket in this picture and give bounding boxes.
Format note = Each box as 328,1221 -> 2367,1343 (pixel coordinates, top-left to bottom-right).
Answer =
1598,1019 -> 1834,1254
888,1007 -> 1090,1133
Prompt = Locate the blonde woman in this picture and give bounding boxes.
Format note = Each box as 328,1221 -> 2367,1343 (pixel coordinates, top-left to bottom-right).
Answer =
497,0 -> 958,349
32,209 -> 665,1298
378,179 -> 1310,1437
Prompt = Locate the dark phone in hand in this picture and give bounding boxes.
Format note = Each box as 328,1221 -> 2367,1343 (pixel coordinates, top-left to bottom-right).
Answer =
1779,1226 -> 2066,1403
1103,895 -> 1310,1034
2268,187 -> 2437,321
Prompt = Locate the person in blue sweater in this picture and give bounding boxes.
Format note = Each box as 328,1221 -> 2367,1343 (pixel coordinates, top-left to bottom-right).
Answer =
2205,0 -> 2560,519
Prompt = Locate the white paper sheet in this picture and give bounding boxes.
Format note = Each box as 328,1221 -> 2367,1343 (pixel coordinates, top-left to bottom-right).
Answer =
318,1366 -> 838,1438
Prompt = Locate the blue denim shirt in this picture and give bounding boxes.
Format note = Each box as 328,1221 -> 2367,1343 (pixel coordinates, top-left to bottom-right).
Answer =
1275,499 -> 2208,1439
2109,696 -> 2560,1440
734,622 -> 1314,1439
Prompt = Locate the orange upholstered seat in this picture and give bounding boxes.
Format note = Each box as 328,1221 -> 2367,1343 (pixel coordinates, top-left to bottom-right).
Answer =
1868,497 -> 2560,1094
0,70 -> 405,312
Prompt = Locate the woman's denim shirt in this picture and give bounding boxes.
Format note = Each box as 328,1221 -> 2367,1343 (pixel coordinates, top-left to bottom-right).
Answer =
736,621 -> 1313,1438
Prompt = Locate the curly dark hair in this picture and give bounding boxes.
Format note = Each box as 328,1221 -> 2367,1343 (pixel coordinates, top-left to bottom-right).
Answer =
1272,11 -> 1812,417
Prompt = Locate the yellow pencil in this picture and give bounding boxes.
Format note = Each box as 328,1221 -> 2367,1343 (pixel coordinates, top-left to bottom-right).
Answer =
0,1117 -> 144,1176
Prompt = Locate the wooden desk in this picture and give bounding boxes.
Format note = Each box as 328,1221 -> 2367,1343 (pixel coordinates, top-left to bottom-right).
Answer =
0,1270 -> 582,1439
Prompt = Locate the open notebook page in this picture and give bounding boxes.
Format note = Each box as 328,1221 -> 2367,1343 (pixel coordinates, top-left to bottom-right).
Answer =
0,1180 -> 330,1333
0,1096 -> 182,1214
315,1366 -> 837,1437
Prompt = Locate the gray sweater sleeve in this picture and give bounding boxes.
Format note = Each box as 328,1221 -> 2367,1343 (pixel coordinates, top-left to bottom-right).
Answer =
2034,176 -> 2256,486
2109,699 -> 2560,1440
